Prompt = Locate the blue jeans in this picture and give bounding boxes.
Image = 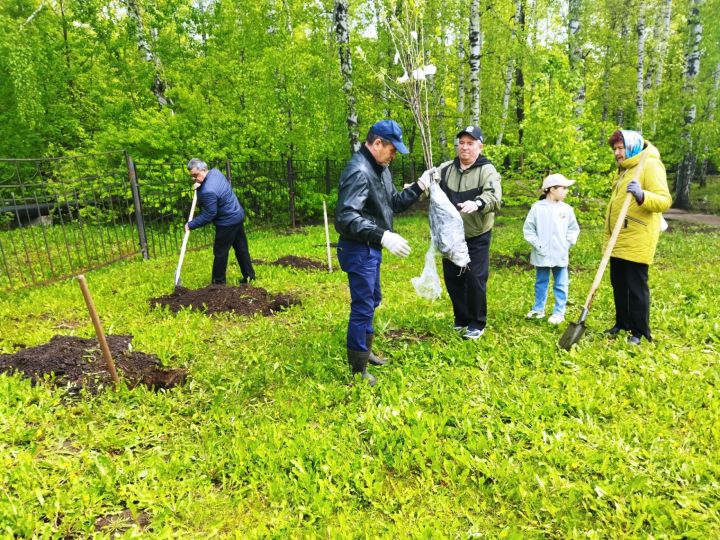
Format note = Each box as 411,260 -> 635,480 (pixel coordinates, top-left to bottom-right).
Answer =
532,266 -> 569,316
337,240 -> 382,351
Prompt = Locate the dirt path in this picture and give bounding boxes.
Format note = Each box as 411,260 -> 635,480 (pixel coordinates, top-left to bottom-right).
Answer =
664,208 -> 720,226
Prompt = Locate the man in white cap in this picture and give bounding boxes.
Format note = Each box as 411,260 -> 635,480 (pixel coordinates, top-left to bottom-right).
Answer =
335,120 -> 431,385
428,126 -> 502,339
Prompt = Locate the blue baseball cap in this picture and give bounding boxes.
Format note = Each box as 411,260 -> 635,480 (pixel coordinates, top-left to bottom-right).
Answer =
369,120 -> 410,154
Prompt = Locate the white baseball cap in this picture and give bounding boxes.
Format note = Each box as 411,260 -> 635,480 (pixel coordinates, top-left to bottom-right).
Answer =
541,173 -> 575,191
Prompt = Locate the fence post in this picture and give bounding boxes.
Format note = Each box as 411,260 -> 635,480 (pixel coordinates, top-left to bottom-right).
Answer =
225,160 -> 233,185
325,157 -> 331,194
287,156 -> 296,228
125,152 -> 149,259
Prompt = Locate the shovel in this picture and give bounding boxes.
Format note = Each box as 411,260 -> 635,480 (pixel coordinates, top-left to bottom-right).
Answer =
558,192 -> 633,350
559,152 -> 647,350
174,186 -> 199,288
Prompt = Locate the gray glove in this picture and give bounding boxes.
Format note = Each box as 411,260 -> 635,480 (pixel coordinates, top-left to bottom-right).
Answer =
381,231 -> 411,257
627,180 -> 644,204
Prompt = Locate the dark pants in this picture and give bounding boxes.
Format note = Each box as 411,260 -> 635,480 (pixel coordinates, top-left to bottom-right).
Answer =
337,239 -> 382,351
442,230 -> 491,331
212,221 -> 255,284
609,257 -> 651,341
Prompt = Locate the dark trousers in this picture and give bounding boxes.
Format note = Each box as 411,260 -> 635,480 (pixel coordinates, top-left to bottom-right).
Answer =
609,257 -> 651,341
442,230 -> 491,331
337,240 -> 382,351
212,221 -> 255,284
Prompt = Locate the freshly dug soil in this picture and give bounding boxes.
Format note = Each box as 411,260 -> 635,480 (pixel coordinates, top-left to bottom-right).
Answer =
0,335 -> 187,393
271,255 -> 326,270
491,252 -> 534,271
151,284 -> 300,316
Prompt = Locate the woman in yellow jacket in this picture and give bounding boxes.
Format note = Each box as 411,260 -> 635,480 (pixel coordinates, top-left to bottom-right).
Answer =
605,130 -> 672,345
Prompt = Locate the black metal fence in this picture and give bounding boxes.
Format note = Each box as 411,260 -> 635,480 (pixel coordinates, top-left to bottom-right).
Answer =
0,152 -> 423,290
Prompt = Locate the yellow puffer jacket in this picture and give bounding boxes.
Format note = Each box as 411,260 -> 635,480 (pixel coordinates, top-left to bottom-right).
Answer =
603,142 -> 672,265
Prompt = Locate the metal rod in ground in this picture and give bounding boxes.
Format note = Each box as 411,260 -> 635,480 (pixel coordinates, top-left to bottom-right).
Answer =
323,200 -> 332,272
76,274 -> 120,388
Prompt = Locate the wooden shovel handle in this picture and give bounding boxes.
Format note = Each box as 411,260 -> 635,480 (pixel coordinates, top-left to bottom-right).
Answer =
581,152 -> 648,313
174,189 -> 198,286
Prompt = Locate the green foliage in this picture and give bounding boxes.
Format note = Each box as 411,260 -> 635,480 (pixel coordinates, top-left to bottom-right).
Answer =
1,209 -> 719,536
0,0 -> 719,205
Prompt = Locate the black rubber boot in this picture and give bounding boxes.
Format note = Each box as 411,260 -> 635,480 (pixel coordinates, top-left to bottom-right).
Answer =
366,333 -> 386,366
347,349 -> 377,386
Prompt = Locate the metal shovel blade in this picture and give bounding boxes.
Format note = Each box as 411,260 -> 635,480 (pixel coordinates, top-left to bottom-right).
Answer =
558,321 -> 586,351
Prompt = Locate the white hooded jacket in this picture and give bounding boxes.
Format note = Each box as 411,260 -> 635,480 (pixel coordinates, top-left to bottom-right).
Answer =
523,199 -> 580,267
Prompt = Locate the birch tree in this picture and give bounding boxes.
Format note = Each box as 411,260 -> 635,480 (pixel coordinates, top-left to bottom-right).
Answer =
674,0 -> 703,209
125,0 -> 173,110
334,0 -> 360,154
469,0 -> 481,125
636,3 -> 647,131
456,39 -> 466,132
515,0 -> 526,168
649,0 -> 672,137
497,0 -> 522,145
567,0 -> 584,119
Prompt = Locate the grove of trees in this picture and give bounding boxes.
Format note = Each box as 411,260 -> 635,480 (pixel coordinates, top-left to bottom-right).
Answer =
1,0 -> 719,207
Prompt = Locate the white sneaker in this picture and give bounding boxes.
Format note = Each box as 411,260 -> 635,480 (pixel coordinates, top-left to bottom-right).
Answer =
526,310 -> 544,319
548,314 -> 565,324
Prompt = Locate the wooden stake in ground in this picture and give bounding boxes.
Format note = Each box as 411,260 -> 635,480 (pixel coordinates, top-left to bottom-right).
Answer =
323,200 -> 333,272
76,274 -> 120,388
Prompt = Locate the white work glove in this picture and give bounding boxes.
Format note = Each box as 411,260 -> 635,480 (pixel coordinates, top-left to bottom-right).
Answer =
457,200 -> 483,214
416,167 -> 437,191
381,231 -> 411,258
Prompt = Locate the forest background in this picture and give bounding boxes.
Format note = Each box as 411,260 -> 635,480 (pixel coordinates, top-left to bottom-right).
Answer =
1,0 -> 719,209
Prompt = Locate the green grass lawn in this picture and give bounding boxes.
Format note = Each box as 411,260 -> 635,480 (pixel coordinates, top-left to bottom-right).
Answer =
1,208 -> 718,538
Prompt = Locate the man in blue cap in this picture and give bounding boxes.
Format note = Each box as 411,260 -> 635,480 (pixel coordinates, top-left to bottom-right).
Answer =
335,120 -> 431,386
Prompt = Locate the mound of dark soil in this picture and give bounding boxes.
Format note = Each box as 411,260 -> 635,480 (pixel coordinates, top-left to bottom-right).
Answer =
271,255 -> 326,270
151,284 -> 300,316
491,252 -> 534,270
0,335 -> 186,393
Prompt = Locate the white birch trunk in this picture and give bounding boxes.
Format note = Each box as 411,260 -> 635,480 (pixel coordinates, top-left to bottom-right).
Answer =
568,0 -> 584,119
456,39 -> 466,133
650,0 -> 672,137
674,0 -> 702,209
497,0 -> 522,145
334,0 -> 360,154
469,0 -> 481,125
125,0 -> 172,110
636,3 -> 647,131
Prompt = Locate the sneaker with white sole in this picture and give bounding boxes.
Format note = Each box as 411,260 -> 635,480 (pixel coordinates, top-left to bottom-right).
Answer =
526,310 -> 545,319
548,314 -> 565,324
464,328 -> 485,340
453,325 -> 467,332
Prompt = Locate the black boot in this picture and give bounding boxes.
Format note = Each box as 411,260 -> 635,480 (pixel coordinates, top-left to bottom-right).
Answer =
366,333 -> 386,366
347,349 -> 377,386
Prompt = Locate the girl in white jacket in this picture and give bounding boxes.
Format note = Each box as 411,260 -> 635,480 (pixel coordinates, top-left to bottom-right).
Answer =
523,174 -> 580,324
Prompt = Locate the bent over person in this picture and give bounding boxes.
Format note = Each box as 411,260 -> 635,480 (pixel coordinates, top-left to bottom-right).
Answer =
185,158 -> 255,285
431,126 -> 502,340
335,120 -> 430,386
605,130 -> 671,345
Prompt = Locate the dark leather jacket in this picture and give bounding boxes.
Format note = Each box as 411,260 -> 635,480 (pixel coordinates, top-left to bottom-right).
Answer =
335,146 -> 423,247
